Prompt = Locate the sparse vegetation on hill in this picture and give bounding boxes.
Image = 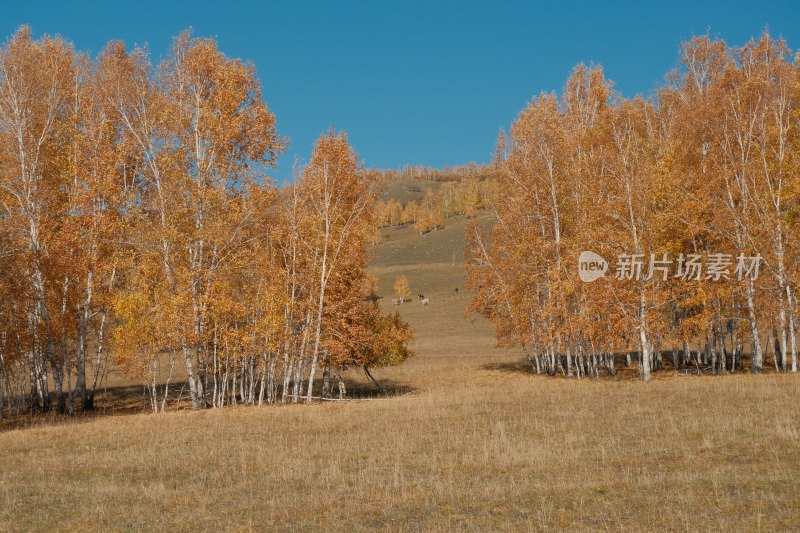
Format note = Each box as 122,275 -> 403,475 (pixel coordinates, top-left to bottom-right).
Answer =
379,162 -> 491,184
376,175 -> 493,234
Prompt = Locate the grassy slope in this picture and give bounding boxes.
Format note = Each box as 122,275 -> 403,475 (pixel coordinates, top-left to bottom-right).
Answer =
1,194 -> 799,531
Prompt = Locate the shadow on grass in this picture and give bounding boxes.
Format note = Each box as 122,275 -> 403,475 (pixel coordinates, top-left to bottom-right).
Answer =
0,382 -> 156,432
337,377 -> 417,400
481,359 -> 536,375
480,354 -> 646,380
481,349 -> 771,380
0,375 -> 418,431
483,351 -> 657,375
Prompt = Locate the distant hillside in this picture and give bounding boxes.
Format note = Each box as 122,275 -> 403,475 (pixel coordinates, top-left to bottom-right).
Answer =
380,177 -> 444,204
373,214 -> 469,268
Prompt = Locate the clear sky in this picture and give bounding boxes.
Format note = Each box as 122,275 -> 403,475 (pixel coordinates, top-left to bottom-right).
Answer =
2,1 -> 799,181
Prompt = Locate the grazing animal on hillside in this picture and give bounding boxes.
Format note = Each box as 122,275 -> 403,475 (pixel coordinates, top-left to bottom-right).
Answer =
393,298 -> 402,305
454,287 -> 459,294
417,293 -> 425,300
421,298 -> 429,306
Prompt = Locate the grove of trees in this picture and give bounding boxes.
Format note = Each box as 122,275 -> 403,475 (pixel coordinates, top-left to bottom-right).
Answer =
467,32 -> 800,381
0,27 -> 412,416
375,175 -> 492,233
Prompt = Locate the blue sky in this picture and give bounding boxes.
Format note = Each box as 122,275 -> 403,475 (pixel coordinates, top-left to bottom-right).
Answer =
2,1 -> 799,181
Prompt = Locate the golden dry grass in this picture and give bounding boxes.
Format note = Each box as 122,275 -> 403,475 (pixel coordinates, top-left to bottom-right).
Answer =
1,214 -> 799,531
1,373 -> 798,530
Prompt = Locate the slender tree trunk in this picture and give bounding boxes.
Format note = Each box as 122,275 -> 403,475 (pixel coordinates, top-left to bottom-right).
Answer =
321,352 -> 331,399
779,307 -> 789,372
306,275 -> 327,403
281,341 -> 291,403
639,289 -> 651,382
85,307 -> 106,410
772,328 -> 782,372
293,312 -> 311,402
746,279 -> 763,373
161,353 -> 175,412
335,369 -> 346,399
181,339 -> 206,409
364,366 -> 384,394
73,271 -> 92,411
0,348 -> 4,421
789,286 -> 797,373
566,344 -> 573,378
32,264 -> 66,413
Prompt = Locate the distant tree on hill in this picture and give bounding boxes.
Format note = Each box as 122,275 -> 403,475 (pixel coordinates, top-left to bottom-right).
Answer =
394,275 -> 411,303
401,201 -> 418,225
461,177 -> 484,217
387,198 -> 403,225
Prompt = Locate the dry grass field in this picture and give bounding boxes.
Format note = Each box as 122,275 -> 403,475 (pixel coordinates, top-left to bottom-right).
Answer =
1,212 -> 799,531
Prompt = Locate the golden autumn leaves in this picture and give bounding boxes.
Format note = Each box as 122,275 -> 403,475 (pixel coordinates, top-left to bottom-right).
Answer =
0,26 -> 412,414
467,32 -> 800,381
